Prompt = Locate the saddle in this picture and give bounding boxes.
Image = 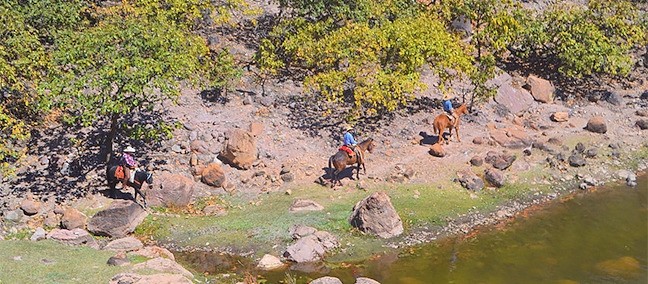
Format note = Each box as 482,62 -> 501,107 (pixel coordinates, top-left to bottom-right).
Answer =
114,165 -> 125,180
339,145 -> 355,157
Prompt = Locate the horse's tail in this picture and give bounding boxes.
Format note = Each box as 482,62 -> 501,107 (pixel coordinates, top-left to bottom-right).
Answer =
328,155 -> 333,172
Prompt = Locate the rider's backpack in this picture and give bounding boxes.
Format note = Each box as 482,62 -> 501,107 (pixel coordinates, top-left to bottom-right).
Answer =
115,165 -> 125,180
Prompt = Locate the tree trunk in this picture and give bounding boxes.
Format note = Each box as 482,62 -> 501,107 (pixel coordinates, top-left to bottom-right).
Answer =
101,114 -> 119,163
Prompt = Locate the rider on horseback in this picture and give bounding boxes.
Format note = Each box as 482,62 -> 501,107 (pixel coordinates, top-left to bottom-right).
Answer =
342,124 -> 358,159
442,93 -> 458,124
120,146 -> 139,187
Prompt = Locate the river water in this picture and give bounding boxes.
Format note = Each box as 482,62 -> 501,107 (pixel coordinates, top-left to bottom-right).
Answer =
181,175 -> 648,284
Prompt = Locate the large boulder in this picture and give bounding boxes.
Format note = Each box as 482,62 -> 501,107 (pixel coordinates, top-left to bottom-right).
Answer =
148,172 -> 195,208
220,129 -> 257,169
355,278 -> 381,284
201,163 -> 226,187
87,200 -> 148,238
585,116 -> 607,134
61,207 -> 88,230
526,75 -> 554,103
636,119 -> 648,130
494,83 -> 535,114
348,191 -> 403,238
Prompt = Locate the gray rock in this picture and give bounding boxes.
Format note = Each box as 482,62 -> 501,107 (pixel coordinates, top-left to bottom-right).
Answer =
289,225 -> 317,240
355,277 -> 381,284
456,169 -> 484,192
485,168 -> 505,188
470,156 -> 483,167
568,154 -> 586,167
103,236 -> 144,252
585,148 -> 597,158
30,227 -> 47,241
585,116 -> 607,134
636,119 -> 648,130
310,276 -> 343,284
47,228 -> 97,247
349,191 -> 403,238
605,91 -> 624,106
87,200 -> 148,238
289,199 -> 324,212
4,209 -> 25,223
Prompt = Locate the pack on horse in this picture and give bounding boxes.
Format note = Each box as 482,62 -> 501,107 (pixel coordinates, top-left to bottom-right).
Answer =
433,103 -> 469,145
106,164 -> 153,207
328,138 -> 375,187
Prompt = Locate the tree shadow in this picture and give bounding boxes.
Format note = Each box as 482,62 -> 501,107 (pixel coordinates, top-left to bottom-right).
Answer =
200,88 -> 229,105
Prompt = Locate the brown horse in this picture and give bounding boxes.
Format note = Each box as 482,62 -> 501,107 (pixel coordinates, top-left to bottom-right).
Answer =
328,138 -> 375,187
433,104 -> 469,145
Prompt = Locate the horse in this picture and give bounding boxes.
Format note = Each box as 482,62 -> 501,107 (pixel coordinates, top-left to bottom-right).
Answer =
106,165 -> 153,207
433,104 -> 469,145
328,138 -> 375,188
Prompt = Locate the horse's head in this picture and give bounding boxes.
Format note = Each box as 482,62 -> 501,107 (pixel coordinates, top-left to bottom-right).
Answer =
145,172 -> 153,185
456,104 -> 469,115
365,138 -> 375,153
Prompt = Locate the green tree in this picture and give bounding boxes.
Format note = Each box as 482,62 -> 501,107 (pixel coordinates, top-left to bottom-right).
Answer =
516,0 -> 646,78
40,6 -> 211,161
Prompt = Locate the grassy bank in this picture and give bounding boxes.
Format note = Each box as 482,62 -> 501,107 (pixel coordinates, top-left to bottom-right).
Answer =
0,240 -> 127,283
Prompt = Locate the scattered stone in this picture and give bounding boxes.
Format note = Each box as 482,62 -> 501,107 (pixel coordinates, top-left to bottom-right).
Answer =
484,168 -> 505,188
132,257 -> 194,279
550,112 -> 569,122
132,246 -> 175,261
348,191 -> 403,239
626,172 -> 637,187
61,207 -> 88,230
110,273 -> 192,284
47,228 -> 97,247
310,276 -> 343,284
636,109 -> 648,117
429,143 -> 445,157
456,169 -> 484,192
605,91 -> 624,106
257,254 -> 284,270
20,198 -> 41,216
568,154 -> 586,167
574,142 -> 585,153
107,252 -> 130,266
469,156 -> 483,167
485,151 -> 516,170
43,211 -> 60,228
249,122 -> 264,137
585,116 -> 607,134
283,232 -> 339,263
523,147 -> 532,156
103,236 -> 143,252
87,200 -> 148,238
585,148 -> 598,158
355,277 -> 381,284
579,183 -> 588,190
201,163 -> 226,187
30,227 -> 47,241
281,172 -> 295,182
472,137 -> 484,145
289,199 -> 324,212
4,209 -> 25,223
636,119 -> 648,130
289,225 -> 318,239
202,205 -> 227,216
526,75 -> 554,103
547,137 -> 563,146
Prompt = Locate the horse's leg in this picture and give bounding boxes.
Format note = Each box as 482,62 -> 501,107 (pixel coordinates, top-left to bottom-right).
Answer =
356,162 -> 361,180
456,125 -> 461,142
134,186 -> 147,208
446,127 -> 451,145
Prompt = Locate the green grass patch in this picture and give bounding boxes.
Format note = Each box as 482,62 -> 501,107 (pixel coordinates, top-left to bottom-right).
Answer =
0,240 -> 127,284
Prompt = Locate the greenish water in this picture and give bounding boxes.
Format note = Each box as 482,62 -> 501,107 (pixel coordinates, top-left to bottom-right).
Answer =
181,175 -> 648,284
